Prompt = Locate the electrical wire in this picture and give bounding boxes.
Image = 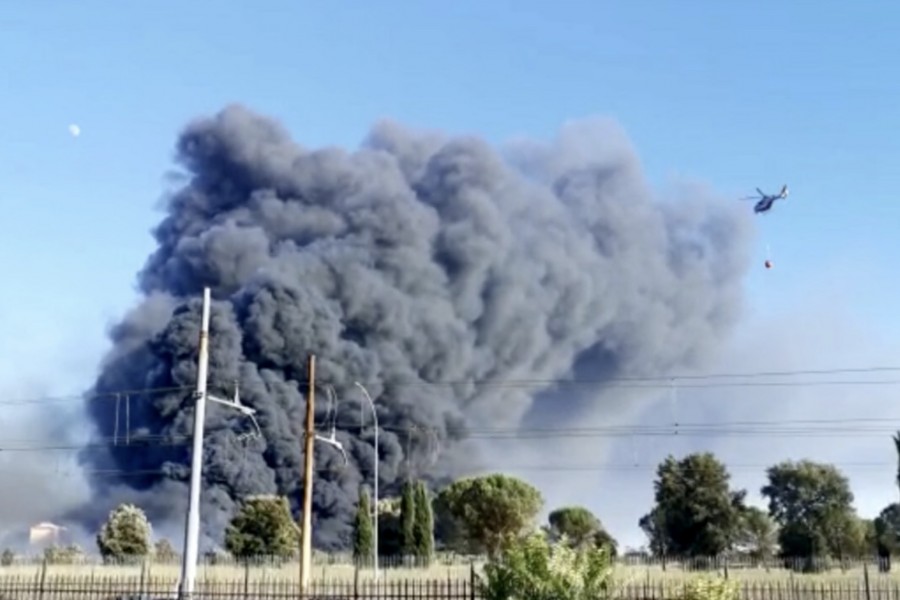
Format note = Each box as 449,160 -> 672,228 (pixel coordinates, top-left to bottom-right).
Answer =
4,420 -> 898,477
4,372 -> 900,487
0,385 -> 194,406
334,365 -> 900,386
5,413 -> 900,453
6,364 -> 900,406
14,460 -> 900,482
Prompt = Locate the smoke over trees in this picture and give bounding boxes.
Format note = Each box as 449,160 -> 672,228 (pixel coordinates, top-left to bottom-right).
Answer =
74,104 -> 754,551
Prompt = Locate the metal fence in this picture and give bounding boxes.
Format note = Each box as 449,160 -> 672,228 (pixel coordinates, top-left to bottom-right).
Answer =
8,553 -> 900,574
3,576 -> 900,600
0,575 -> 477,600
618,580 -> 900,600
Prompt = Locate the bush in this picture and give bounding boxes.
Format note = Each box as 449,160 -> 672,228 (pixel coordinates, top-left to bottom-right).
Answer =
43,544 -> 85,565
154,538 -> 179,563
676,577 -> 739,600
224,495 -> 299,561
96,503 -> 152,561
353,487 -> 374,565
478,533 -> 614,600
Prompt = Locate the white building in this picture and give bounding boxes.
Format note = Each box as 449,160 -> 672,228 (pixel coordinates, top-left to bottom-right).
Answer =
28,522 -> 68,548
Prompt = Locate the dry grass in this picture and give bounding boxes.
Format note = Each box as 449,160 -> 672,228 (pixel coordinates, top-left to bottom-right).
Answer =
2,560 -> 899,586
613,563 -> 899,583
0,561 -> 477,585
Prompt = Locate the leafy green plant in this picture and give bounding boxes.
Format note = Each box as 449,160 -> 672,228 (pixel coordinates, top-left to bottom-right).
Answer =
43,544 -> 85,565
675,577 -> 740,600
478,533 -> 614,600
96,503 -> 153,561
353,487 -> 374,564
224,495 -> 299,561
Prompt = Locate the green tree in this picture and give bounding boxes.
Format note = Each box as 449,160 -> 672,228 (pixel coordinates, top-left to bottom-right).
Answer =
376,496 -> 403,556
224,495 -> 299,561
547,506 -> 618,555
894,433 -> 900,493
354,487 -> 374,565
639,453 -> 746,559
592,529 -> 618,557
44,544 -> 85,565
876,504 -> 900,551
400,480 -> 416,557
874,503 -> 900,571
638,506 -> 670,558
96,503 -> 153,562
548,507 -> 601,548
860,518 -> 879,556
761,460 -> 857,568
478,532 -> 614,600
153,538 -> 179,563
413,481 -> 434,564
830,514 -> 866,561
0,549 -> 14,566
733,506 -> 777,562
434,474 -> 543,557
880,431 -> 900,572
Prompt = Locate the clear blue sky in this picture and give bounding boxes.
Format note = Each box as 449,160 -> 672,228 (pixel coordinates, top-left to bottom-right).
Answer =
2,0 -> 899,545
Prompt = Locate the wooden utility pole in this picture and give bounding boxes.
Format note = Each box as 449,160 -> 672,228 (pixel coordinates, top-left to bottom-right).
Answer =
299,354 -> 316,591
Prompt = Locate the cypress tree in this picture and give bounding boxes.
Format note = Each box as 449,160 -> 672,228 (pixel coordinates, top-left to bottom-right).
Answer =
400,480 -> 416,558
353,487 -> 374,566
894,432 -> 900,495
413,481 -> 434,566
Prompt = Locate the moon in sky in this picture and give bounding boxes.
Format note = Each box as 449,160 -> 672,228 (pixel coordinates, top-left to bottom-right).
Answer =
68,124 -> 80,137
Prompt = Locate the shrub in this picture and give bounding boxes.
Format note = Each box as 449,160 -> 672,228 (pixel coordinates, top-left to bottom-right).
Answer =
676,577 -> 740,600
478,533 -> 614,600
96,503 -> 152,561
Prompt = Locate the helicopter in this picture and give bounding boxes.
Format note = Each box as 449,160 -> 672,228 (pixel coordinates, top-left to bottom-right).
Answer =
739,184 -> 790,270
741,184 -> 789,214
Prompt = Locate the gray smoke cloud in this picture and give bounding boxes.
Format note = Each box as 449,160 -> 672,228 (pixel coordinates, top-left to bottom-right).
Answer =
0,333 -> 96,551
74,104 -> 754,550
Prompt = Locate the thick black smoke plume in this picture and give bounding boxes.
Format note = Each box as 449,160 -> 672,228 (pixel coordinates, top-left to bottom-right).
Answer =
76,105 -> 753,550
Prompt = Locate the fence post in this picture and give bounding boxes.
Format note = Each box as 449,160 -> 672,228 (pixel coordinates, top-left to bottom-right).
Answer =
139,557 -> 147,597
470,562 -> 476,600
354,562 -> 359,600
864,561 -> 872,600
36,556 -> 47,600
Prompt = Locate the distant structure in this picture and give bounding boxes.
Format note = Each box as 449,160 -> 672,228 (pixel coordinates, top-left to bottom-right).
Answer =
28,522 -> 68,548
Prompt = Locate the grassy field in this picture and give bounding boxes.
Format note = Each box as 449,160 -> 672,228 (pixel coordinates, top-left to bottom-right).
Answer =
0,560 -> 473,584
3,561 -> 900,600
3,558 -> 900,585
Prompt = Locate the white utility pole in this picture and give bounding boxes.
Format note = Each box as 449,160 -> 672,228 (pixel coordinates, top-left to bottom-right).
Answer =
354,382 -> 379,580
299,355 -> 316,592
179,287 -> 211,600
178,288 -> 261,599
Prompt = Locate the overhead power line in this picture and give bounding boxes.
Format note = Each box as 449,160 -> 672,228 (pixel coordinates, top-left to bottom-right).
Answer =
6,364 -> 900,406
8,460 -> 900,481
0,385 -> 194,406
348,365 -> 900,386
4,413 -> 900,453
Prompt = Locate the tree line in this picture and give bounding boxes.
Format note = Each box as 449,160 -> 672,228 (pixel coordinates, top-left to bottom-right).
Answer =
6,473 -> 618,566
636,448 -> 900,572
11,443 -> 900,572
